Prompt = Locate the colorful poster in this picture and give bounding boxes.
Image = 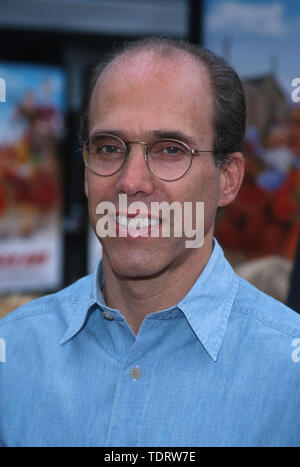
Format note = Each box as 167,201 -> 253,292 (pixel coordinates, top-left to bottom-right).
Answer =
204,0 -> 300,273
0,63 -> 66,292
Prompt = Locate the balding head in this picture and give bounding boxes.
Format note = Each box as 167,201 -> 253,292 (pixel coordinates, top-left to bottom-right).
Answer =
80,37 -> 246,167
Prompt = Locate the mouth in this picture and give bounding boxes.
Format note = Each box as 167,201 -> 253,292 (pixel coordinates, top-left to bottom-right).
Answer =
113,213 -> 162,238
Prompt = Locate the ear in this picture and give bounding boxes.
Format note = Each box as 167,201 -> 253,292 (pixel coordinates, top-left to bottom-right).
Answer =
84,169 -> 89,198
218,152 -> 245,207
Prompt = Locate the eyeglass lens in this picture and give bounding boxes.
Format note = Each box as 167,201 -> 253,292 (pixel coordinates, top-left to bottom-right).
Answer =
84,134 -> 192,181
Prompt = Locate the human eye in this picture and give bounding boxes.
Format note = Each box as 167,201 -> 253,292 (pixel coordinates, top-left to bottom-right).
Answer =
163,145 -> 183,155
101,144 -> 122,154
90,136 -> 124,157
151,141 -> 187,160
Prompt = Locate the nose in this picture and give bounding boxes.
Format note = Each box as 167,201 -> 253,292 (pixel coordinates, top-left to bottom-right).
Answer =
115,142 -> 155,197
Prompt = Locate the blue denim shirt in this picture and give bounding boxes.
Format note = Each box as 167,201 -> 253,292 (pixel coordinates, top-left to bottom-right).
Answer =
1,239 -> 300,447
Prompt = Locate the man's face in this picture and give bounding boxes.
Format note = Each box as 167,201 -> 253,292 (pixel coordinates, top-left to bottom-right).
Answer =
85,52 -> 226,278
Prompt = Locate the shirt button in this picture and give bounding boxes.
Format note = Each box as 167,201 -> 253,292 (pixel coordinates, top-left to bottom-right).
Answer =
103,311 -> 113,321
130,366 -> 141,380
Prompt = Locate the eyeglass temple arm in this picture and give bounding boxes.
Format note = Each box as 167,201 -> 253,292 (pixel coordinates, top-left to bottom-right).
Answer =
192,149 -> 216,155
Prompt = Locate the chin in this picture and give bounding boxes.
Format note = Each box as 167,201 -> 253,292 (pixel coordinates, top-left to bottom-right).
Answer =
102,239 -> 180,279
112,253 -> 165,278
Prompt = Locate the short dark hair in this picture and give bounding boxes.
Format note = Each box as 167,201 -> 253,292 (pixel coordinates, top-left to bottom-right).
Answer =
80,37 -> 246,167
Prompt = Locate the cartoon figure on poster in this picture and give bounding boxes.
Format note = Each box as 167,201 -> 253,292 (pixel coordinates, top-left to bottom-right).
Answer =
0,63 -> 65,292
204,0 -> 300,301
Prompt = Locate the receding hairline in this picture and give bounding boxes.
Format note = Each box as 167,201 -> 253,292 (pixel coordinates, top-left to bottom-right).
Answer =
88,45 -> 214,138
91,45 -> 211,99
80,37 -> 246,168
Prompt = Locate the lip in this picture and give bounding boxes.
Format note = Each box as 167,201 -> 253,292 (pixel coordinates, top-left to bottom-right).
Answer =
113,212 -> 162,239
115,211 -> 161,221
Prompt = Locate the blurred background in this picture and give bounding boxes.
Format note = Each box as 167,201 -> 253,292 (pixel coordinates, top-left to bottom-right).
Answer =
0,0 -> 299,318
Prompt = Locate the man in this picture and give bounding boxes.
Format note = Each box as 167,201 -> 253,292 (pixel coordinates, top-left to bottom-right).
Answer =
1,37 -> 300,447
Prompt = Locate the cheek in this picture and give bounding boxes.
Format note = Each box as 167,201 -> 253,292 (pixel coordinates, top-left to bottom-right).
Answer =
180,164 -> 220,203
182,167 -> 221,225
86,174 -> 112,203
86,175 -> 112,226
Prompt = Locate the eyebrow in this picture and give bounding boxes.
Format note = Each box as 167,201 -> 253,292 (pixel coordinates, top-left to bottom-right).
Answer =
89,129 -> 198,146
152,130 -> 197,146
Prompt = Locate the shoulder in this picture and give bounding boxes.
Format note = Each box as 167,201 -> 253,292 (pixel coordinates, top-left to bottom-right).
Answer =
0,273 -> 93,334
232,275 -> 300,339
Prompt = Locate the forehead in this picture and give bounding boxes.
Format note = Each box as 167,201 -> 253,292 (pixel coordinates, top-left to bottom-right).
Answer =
89,51 -> 214,141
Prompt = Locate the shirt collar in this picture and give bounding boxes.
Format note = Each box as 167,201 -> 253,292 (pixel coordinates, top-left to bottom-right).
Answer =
61,239 -> 239,361
177,238 -> 239,361
60,263 -> 105,345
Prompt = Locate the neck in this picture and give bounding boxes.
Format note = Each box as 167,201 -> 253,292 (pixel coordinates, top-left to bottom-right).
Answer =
101,237 -> 213,335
